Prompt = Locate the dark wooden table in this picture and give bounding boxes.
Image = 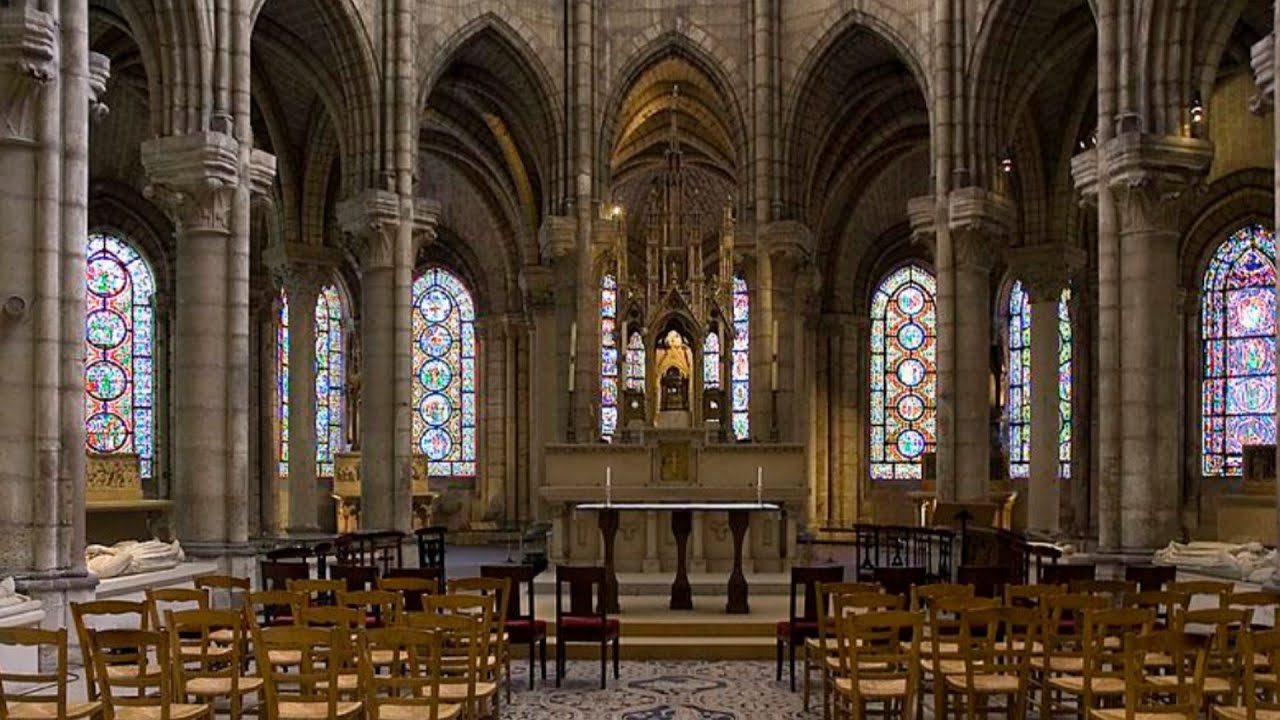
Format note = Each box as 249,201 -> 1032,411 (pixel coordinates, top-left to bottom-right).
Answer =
576,502 -> 782,615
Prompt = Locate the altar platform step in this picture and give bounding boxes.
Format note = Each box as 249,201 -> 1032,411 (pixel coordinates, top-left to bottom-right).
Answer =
525,593 -> 787,660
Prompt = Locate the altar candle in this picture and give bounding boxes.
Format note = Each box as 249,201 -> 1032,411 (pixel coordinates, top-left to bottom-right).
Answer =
569,321 -> 577,358
568,359 -> 575,392
756,466 -> 763,505
606,466 -> 613,505
771,359 -> 778,391
771,319 -> 779,357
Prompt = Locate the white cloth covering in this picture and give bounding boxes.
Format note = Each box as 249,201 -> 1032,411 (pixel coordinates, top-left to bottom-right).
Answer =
86,539 -> 185,578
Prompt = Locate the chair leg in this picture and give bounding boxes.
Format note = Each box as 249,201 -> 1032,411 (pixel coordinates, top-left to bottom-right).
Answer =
600,639 -> 607,689
776,640 -> 783,681
789,641 -> 797,692
613,636 -> 620,678
555,638 -> 564,687
540,637 -> 547,680
528,639 -> 536,690
803,647 -> 811,710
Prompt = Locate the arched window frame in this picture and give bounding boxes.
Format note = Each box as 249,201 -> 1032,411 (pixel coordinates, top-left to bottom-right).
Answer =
704,329 -> 722,390
600,273 -> 619,441
314,285 -> 345,478
625,329 -> 646,392
1004,281 -> 1073,480
412,266 -> 478,477
869,263 -> 937,480
731,274 -> 750,440
84,231 -> 158,478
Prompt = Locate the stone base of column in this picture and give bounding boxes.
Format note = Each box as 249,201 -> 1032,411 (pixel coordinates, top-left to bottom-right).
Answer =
16,570 -> 99,671
182,541 -> 258,580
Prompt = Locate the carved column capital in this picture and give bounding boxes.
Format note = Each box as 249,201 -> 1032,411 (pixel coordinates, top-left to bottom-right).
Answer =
907,195 -> 939,250
87,52 -> 111,121
1104,132 -> 1212,234
262,242 -> 339,307
0,6 -> 57,141
1250,32 -> 1274,114
519,265 -> 556,312
1006,244 -> 1087,302
248,148 -> 278,206
947,187 -> 1014,272
1070,147 -> 1100,206
141,132 -> 241,234
413,197 -> 441,255
538,215 -> 577,262
338,189 -> 400,269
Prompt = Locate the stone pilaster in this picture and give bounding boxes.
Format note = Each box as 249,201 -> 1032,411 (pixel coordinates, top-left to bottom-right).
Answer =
1007,245 -> 1086,535
520,265 -> 556,520
948,188 -> 1014,501
142,132 -> 240,554
760,221 -> 815,444
276,263 -> 324,533
338,189 -> 408,531
1105,133 -> 1211,551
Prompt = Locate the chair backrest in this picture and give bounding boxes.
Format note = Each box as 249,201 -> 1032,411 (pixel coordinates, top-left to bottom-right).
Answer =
297,605 -> 365,632
450,577 -> 512,635
70,600 -> 149,700
481,564 -> 538,623
1120,630 -> 1206,718
956,565 -> 1011,599
910,582 -> 975,612
1225,590 -> 1277,615
88,629 -> 181,719
789,565 -> 844,623
1040,563 -> 1095,586
146,587 -> 209,629
872,566 -> 928,598
1240,628 -> 1280,717
555,565 -> 605,619
260,559 -> 312,590
288,578 -> 345,606
0,627 -> 77,719
837,610 -> 921,709
1124,564 -> 1176,592
253,625 -> 355,718
378,575 -> 439,613
194,574 -> 250,609
408,612 -> 481,705
330,563 -> 379,592
1043,593 -> 1110,653
429,593 -> 494,660
1005,582 -> 1066,609
386,566 -> 446,594
415,526 -> 447,569
926,596 -> 999,652
358,627 -> 446,720
1168,580 -> 1232,608
166,608 -> 248,694
246,590 -> 303,627
1175,607 -> 1250,686
1122,590 -> 1189,628
1081,608 -> 1154,688
816,582 -> 882,641
1069,579 -> 1138,605
338,590 -> 404,627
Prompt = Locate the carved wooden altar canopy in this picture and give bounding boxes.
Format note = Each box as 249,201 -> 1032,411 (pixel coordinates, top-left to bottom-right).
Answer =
332,453 -> 438,532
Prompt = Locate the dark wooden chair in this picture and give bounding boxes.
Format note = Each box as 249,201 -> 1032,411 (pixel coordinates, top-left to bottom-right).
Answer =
957,564 -> 1011,599
872,565 -> 928,598
384,566 -> 445,605
1125,564 -> 1176,592
1040,562 -> 1095,586
484,564 -> 547,689
415,526 -> 447,570
777,565 -> 844,691
329,563 -> 378,592
555,565 -> 619,689
260,560 -> 311,590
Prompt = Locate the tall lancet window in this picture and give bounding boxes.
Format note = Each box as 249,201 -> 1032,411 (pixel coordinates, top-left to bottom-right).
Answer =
277,292 -> 290,478
869,264 -> 936,479
600,273 -> 619,440
1201,224 -> 1277,475
412,267 -> 477,477
731,274 -> 750,440
1006,281 -> 1074,479
314,285 -> 344,477
625,330 -> 646,391
84,232 -> 156,478
704,331 -> 722,390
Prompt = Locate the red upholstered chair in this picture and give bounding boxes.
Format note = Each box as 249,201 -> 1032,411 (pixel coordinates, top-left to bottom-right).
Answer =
483,564 -> 548,689
777,565 -> 844,691
554,565 -> 619,689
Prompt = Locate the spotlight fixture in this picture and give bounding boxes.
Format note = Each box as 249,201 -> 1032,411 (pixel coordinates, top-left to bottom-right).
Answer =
1190,90 -> 1205,126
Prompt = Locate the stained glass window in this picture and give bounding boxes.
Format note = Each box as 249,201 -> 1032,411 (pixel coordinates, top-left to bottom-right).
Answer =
84,232 -> 156,478
869,264 -> 936,479
1201,224 -> 1277,475
1006,282 -> 1073,479
277,292 -> 290,479
731,275 -> 750,440
600,274 -> 619,440
704,331 -> 722,390
413,267 -> 477,477
315,286 -> 344,477
625,330 -> 646,392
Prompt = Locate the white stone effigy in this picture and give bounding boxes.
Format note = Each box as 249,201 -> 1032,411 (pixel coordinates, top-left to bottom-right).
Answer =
86,539 -> 186,579
1154,540 -> 1278,582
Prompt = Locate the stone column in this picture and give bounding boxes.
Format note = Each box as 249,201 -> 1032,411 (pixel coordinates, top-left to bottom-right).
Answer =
948,189 -> 1013,501
477,317 -> 506,523
1008,246 -> 1085,535
1106,134 -> 1211,551
521,266 -> 556,520
142,132 -> 240,550
339,191 -> 401,530
277,265 -> 323,533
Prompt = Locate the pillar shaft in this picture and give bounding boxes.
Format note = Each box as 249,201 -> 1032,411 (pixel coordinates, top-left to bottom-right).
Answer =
1028,298 -> 1061,533
361,264 -> 396,529
282,271 -> 321,533
952,233 -> 995,501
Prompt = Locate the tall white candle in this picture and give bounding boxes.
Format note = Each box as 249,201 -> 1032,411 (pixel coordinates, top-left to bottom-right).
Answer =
771,319 -> 779,357
569,321 -> 578,357
568,359 -> 575,392
606,466 -> 613,505
771,359 -> 778,391
756,466 -> 763,504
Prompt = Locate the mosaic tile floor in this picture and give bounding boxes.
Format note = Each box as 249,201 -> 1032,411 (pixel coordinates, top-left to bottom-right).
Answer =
503,660 -> 816,719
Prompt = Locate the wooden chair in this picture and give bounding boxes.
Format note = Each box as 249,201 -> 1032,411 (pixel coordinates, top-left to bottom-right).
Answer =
357,627 -> 461,720
146,588 -> 209,631
482,563 -> 548,689
378,575 -> 439,614
1169,580 -> 1233,609
0,627 -> 102,719
1041,563 -> 1096,586
1211,628 -> 1280,720
381,563 -> 448,597
1170,608 -> 1250,705
1225,590 -> 1278,629
874,566 -> 928,599
165,609 -> 262,720
288,578 -> 345,607
940,606 -> 1038,720
1033,593 -> 1110,718
1125,564 -> 1177,592
1069,579 -> 1138,606
910,582 -> 975,612
194,575 -> 250,608
554,565 -> 619,689
832,609 -> 921,720
337,589 -> 403,628
329,564 -> 378,592
1123,590 -> 1189,629
956,565 -> 1011,599
1047,608 -> 1153,717
89,628 -> 212,719
70,600 -> 150,702
778,565 -> 844,691
252,625 -> 363,720
806,582 -> 882,716
429,593 -> 500,712
451,577 -> 513,702
410,611 -> 492,720
824,593 -> 905,720
245,590 -> 303,628
1005,583 -> 1066,609
416,526 -> 448,570
260,559 -> 312,591
1089,630 -> 1206,720
922,596 -> 1000,720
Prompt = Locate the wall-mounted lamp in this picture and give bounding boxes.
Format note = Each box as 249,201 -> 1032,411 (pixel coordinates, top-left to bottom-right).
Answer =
1190,90 -> 1205,127
609,205 -> 623,219
999,147 -> 1014,174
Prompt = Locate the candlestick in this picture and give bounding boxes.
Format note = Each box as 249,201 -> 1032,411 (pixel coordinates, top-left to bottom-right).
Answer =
568,359 -> 575,392
771,319 -> 778,356
569,321 -> 577,358
770,358 -> 778,391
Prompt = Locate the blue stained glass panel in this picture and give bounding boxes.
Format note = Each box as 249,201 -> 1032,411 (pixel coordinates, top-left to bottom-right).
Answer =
600,274 -> 619,440
869,264 -> 936,479
704,332 -> 722,390
314,285 -> 344,478
731,274 -> 750,440
413,268 -> 477,477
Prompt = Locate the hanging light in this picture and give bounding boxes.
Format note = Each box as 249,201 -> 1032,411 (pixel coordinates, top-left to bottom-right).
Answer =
1189,90 -> 1205,127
